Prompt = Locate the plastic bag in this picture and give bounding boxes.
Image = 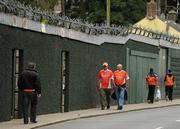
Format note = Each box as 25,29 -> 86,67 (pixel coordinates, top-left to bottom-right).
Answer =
155,88 -> 161,101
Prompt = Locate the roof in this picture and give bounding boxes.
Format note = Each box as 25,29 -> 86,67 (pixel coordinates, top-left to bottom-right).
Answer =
168,21 -> 180,32
134,17 -> 180,38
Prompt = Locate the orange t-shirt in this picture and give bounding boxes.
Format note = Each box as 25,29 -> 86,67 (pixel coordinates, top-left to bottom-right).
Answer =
98,69 -> 113,89
114,70 -> 129,86
146,75 -> 158,86
165,75 -> 174,86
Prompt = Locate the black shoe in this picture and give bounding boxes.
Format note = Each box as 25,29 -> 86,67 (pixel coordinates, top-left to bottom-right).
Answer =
24,121 -> 28,124
119,106 -> 123,110
117,106 -> 123,110
31,120 -> 37,123
107,105 -> 110,109
148,100 -> 153,104
101,107 -> 105,110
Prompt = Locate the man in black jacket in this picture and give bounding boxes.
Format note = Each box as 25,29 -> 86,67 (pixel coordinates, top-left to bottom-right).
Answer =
18,62 -> 41,124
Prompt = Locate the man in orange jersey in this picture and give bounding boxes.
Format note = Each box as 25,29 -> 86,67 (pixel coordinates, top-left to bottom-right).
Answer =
113,64 -> 129,110
98,62 -> 114,110
146,67 -> 158,104
164,69 -> 175,101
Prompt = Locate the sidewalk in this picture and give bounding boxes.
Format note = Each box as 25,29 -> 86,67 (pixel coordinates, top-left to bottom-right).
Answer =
1,99 -> 180,129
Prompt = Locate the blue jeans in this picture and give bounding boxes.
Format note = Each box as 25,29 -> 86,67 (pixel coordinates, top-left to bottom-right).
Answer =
115,86 -> 125,108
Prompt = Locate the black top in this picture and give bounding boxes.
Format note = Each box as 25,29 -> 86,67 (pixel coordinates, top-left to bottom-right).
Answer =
18,69 -> 41,94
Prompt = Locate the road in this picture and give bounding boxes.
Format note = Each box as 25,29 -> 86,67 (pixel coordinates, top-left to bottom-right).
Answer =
39,106 -> 180,129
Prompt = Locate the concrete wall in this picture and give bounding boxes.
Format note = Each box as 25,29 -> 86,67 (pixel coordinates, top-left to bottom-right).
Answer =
1,23 -> 179,122
169,49 -> 180,98
0,24 -> 62,121
0,24 -> 126,121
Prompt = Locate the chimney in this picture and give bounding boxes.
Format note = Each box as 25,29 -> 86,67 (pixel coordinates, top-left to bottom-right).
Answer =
167,10 -> 177,21
54,0 -> 62,14
146,0 -> 157,20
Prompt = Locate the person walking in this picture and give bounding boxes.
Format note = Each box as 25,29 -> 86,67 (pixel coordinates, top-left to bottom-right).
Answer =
113,64 -> 129,110
98,62 -> 114,110
146,67 -> 158,104
164,69 -> 175,101
18,62 -> 41,124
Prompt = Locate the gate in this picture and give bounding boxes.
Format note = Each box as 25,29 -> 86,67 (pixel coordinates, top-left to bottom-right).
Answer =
127,49 -> 158,104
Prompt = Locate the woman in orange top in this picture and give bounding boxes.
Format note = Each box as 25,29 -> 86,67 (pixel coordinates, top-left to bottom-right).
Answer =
113,64 -> 129,110
164,69 -> 175,101
146,67 -> 158,104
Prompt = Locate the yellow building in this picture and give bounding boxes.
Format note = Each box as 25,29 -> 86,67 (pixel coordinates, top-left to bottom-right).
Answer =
134,0 -> 180,38
134,16 -> 180,38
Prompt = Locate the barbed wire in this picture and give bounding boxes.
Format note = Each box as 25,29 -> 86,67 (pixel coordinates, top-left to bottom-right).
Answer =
0,0 -> 179,44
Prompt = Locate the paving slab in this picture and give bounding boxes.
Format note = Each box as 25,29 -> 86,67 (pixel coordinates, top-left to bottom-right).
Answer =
1,99 -> 180,129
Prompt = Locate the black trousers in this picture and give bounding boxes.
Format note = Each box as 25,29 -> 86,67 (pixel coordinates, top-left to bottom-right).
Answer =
22,92 -> 37,123
147,85 -> 155,103
165,86 -> 173,101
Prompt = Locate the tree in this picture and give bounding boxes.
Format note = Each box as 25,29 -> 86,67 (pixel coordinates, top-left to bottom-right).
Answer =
16,0 -> 179,25
110,0 -> 146,25
17,0 -> 58,11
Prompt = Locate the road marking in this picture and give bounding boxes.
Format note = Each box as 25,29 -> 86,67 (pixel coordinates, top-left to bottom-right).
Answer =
176,119 -> 180,122
155,127 -> 163,129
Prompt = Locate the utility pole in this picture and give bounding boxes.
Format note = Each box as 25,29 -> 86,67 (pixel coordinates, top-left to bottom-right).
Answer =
177,0 -> 180,22
106,0 -> 110,26
62,0 -> 65,16
177,0 -> 180,14
157,0 -> 161,16
165,0 -> 167,13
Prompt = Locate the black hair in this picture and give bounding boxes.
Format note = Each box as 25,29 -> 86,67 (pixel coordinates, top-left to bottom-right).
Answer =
168,69 -> 172,73
28,62 -> 36,70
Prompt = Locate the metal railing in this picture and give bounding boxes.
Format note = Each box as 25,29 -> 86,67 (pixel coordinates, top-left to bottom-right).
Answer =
0,0 -> 179,43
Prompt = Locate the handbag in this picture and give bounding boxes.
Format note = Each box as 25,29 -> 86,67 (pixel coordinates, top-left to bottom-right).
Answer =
111,89 -> 128,101
111,90 -> 117,100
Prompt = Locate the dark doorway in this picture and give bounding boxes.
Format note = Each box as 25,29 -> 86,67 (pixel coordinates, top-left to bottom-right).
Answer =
61,51 -> 69,112
12,49 -> 23,118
